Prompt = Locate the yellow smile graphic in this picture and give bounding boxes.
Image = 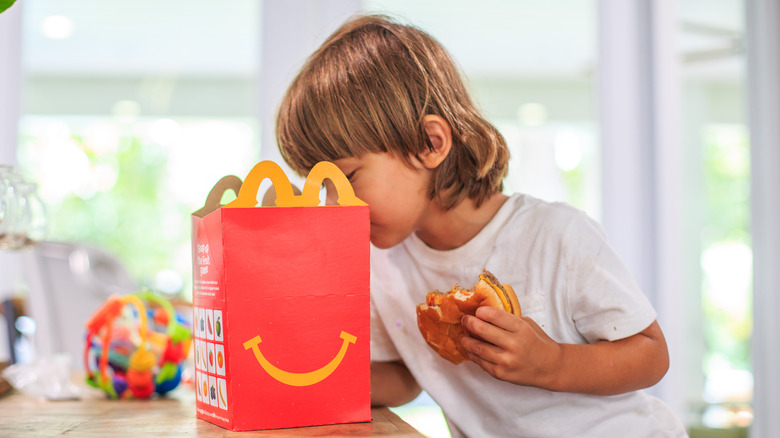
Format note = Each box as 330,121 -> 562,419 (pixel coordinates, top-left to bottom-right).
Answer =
243,331 -> 357,386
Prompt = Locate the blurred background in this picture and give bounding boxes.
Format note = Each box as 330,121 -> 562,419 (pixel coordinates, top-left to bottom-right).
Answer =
1,1 -> 777,437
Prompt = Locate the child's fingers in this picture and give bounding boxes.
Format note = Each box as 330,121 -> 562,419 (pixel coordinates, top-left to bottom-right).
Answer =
462,307 -> 560,385
476,306 -> 521,332
460,331 -> 503,365
465,349 -> 501,376
460,313 -> 507,347
460,328 -> 523,381
474,306 -> 522,331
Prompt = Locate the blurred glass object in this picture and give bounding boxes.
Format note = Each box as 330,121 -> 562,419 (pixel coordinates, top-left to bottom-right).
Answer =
0,166 -> 17,244
0,166 -> 48,251
8,182 -> 48,249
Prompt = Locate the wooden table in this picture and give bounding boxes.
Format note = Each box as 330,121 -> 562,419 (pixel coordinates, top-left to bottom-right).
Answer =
0,386 -> 424,437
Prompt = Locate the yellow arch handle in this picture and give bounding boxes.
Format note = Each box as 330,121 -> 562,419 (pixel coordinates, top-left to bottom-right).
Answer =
298,162 -> 366,207
225,161 -> 295,208
242,331 -> 357,386
225,161 -> 366,208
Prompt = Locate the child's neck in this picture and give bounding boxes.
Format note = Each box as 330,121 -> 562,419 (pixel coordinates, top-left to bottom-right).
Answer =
415,192 -> 509,251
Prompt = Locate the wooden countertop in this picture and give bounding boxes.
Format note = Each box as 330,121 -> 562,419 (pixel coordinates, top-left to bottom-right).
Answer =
0,386 -> 424,437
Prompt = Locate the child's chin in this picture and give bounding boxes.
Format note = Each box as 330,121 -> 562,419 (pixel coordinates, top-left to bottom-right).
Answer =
370,239 -> 396,250
370,233 -> 404,250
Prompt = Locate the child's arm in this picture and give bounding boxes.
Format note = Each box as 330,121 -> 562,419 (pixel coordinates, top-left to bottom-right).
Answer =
460,307 -> 669,395
370,360 -> 422,407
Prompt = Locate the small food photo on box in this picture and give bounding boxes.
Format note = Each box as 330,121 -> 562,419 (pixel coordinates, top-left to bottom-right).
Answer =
190,161 -> 371,431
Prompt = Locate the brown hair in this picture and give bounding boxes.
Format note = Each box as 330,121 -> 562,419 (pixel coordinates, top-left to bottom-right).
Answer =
276,14 -> 508,209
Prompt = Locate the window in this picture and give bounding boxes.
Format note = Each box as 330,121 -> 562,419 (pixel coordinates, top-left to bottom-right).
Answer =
18,0 -> 261,296
699,125 -> 752,427
680,0 -> 752,429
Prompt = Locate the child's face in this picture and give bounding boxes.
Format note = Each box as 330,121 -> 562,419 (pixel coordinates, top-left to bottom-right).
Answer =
326,152 -> 433,249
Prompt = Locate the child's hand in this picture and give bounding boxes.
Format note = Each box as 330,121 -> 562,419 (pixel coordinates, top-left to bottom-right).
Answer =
460,308 -> 671,395
460,306 -> 562,388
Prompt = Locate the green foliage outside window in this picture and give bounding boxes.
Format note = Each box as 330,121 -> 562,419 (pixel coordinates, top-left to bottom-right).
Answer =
700,125 -> 752,395
17,117 -> 258,298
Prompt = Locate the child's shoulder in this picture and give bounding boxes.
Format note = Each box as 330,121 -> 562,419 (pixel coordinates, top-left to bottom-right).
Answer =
510,193 -> 608,248
510,193 -> 590,227
497,194 -> 610,263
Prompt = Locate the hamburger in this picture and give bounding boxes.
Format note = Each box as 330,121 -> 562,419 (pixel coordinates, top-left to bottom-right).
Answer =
416,270 -> 521,364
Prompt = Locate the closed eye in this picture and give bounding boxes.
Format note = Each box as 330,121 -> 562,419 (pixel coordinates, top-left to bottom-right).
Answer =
345,170 -> 357,181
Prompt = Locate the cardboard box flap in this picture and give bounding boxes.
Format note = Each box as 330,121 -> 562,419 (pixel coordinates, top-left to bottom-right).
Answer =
193,175 -> 243,218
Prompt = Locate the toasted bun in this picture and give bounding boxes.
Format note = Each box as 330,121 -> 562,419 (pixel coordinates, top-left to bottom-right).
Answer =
416,270 -> 521,364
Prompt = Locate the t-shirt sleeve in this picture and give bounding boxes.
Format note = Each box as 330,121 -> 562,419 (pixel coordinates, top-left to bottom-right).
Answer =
369,285 -> 402,362
565,212 -> 658,343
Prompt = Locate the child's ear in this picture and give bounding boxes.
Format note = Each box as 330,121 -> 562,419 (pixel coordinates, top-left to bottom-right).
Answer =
417,114 -> 452,169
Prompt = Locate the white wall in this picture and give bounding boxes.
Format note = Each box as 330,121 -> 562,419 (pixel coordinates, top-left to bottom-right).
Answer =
259,0 -> 362,187
746,1 -> 780,436
0,2 -> 21,167
0,1 -> 23,361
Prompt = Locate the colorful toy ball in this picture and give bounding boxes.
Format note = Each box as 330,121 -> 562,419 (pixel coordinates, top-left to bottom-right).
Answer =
84,290 -> 192,399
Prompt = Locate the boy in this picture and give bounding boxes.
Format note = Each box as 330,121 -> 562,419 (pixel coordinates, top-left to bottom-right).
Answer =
276,14 -> 687,438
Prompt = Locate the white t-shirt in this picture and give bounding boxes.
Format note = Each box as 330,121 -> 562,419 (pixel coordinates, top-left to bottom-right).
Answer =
370,194 -> 687,437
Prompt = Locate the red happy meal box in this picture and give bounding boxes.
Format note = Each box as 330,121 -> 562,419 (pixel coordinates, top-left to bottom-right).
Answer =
190,161 -> 371,431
